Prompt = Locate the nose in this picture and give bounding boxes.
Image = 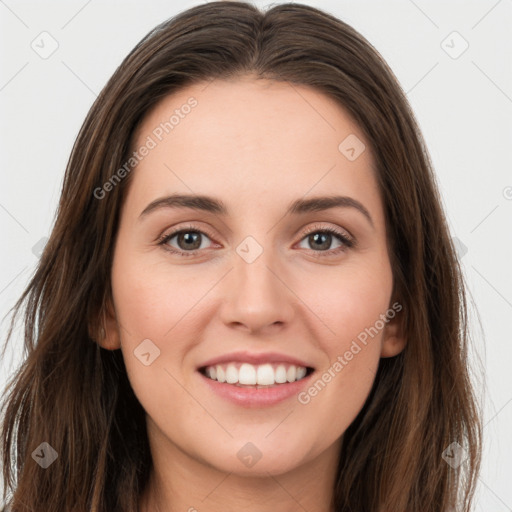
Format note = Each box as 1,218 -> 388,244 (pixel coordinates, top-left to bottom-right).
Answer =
218,242 -> 295,334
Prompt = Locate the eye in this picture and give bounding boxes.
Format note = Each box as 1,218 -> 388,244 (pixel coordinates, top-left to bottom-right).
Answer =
157,223 -> 355,258
157,225 -> 216,257
296,224 -> 355,255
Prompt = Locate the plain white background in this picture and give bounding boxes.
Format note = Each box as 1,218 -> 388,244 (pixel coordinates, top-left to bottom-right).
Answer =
0,0 -> 511,509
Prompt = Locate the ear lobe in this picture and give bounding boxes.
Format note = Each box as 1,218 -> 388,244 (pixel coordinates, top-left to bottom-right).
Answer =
380,306 -> 407,358
89,295 -> 121,351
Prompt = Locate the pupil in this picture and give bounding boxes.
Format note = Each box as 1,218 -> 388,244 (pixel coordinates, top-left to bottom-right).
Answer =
179,232 -> 201,250
311,232 -> 330,250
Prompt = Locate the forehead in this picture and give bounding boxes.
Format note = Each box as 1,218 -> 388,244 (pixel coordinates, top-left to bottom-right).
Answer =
126,76 -> 381,222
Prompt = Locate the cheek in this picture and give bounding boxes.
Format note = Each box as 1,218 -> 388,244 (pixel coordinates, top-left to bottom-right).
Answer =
293,259 -> 392,415
110,249 -> 190,395
301,258 -> 393,350
333,285 -> 391,353
111,248 -> 199,340
293,268 -> 391,437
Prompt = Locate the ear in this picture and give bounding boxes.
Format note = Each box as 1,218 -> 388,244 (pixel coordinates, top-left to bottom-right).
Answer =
90,294 -> 121,350
380,301 -> 407,358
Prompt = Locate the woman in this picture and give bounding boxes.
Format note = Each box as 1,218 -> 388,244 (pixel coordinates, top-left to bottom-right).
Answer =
0,2 -> 481,510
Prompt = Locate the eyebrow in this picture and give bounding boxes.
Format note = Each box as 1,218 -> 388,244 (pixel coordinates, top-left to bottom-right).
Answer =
139,193 -> 374,227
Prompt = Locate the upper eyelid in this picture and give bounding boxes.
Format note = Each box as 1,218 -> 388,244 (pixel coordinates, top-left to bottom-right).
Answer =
301,222 -> 353,240
159,224 -> 217,244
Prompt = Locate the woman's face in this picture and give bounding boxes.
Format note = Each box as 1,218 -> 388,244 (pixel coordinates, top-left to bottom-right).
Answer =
104,76 -> 405,476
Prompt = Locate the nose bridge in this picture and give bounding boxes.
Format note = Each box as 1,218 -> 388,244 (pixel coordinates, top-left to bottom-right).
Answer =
234,233 -> 281,296
219,232 -> 294,331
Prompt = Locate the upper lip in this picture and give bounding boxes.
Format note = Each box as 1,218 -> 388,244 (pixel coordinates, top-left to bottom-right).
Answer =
198,351 -> 314,369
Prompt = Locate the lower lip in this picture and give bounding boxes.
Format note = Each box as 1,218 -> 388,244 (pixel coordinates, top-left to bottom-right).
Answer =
199,371 -> 314,407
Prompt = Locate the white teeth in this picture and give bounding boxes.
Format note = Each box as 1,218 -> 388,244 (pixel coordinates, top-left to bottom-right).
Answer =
257,364 -> 274,385
275,365 -> 287,383
216,365 -> 226,383
225,364 -> 238,384
239,363 -> 257,385
296,367 -> 307,380
203,362 -> 310,386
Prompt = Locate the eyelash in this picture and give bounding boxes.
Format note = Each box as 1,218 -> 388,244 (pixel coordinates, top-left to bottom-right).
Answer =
156,223 -> 356,258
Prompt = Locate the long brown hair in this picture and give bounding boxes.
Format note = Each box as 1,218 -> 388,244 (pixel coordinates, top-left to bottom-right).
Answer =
1,2 -> 482,510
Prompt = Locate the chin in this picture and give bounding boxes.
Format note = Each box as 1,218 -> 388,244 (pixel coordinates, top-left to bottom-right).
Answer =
197,438 -> 312,477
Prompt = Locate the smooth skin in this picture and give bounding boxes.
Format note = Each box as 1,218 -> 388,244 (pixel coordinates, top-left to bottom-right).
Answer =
99,75 -> 406,512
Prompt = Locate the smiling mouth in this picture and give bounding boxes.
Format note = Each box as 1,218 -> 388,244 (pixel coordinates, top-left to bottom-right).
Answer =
199,362 -> 315,387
